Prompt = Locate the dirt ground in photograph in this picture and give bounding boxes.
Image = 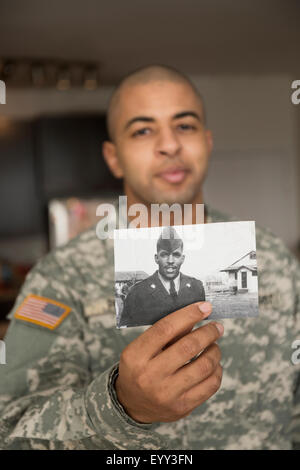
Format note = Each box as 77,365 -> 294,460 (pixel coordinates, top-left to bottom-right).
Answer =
206,292 -> 259,318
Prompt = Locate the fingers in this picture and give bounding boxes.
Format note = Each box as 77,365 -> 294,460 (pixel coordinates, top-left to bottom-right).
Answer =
118,301 -> 224,424
162,325 -> 194,351
152,321 -> 223,376
170,342 -> 222,394
181,364 -> 223,413
129,301 -> 213,361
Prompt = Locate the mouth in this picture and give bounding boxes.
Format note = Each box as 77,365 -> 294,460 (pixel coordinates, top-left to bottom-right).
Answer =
166,267 -> 176,273
156,167 -> 188,184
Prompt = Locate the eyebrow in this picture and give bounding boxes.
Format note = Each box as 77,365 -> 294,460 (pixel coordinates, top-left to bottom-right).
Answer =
124,110 -> 202,131
159,249 -> 182,255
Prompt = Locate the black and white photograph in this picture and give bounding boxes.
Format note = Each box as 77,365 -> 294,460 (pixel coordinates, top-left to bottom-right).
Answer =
114,220 -> 259,327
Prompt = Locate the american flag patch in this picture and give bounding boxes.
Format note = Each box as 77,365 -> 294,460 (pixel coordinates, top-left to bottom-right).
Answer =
14,294 -> 71,330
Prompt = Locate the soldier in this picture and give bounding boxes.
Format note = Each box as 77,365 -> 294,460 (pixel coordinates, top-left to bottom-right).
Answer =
0,65 -> 299,450
119,226 -> 205,327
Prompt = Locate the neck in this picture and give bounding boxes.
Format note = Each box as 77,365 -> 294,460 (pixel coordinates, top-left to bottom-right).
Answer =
124,183 -> 206,227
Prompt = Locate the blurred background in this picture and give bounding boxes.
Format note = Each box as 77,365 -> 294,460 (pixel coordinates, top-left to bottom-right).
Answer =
0,0 -> 299,330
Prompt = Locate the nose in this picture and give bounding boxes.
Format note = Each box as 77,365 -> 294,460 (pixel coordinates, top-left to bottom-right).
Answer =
167,254 -> 175,263
155,127 -> 181,158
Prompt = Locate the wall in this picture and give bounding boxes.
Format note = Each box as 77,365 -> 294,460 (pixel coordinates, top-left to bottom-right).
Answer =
194,75 -> 299,253
1,74 -> 299,254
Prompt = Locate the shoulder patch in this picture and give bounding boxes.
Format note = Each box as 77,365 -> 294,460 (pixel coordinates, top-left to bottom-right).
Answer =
14,294 -> 71,330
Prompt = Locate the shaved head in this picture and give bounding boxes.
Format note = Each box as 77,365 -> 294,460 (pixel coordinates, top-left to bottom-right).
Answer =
102,64 -> 213,208
106,64 -> 206,142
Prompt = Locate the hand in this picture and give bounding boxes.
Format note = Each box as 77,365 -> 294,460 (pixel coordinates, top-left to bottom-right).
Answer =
115,301 -> 223,423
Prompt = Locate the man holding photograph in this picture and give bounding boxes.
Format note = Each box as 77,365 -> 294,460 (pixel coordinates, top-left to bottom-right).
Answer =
0,65 -> 299,450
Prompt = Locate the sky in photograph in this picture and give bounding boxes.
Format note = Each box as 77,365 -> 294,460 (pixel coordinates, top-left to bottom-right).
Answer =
114,221 -> 256,279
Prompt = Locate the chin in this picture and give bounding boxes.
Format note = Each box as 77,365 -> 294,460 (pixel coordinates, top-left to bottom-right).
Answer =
151,182 -> 201,205
131,178 -> 201,207
164,272 -> 179,279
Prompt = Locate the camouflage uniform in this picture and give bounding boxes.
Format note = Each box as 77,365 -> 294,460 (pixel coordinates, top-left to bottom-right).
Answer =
0,205 -> 299,450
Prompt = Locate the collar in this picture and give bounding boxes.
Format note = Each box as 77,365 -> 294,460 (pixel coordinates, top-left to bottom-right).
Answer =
157,271 -> 181,294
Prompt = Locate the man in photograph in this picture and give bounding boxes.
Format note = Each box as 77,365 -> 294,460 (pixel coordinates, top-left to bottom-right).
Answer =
119,226 -> 205,327
0,64 -> 299,450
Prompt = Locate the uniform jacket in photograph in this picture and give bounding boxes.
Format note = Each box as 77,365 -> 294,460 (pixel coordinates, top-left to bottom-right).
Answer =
119,270 -> 206,327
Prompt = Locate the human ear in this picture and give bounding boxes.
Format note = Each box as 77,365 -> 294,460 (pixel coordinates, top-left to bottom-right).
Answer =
102,140 -> 124,178
205,129 -> 213,155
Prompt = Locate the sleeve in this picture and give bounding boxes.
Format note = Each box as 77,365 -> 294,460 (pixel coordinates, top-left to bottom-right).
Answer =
197,280 -> 206,302
118,290 -> 136,327
291,255 -> 300,449
0,259 -> 170,450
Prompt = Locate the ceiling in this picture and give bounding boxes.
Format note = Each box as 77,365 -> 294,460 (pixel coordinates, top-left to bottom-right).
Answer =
0,0 -> 299,85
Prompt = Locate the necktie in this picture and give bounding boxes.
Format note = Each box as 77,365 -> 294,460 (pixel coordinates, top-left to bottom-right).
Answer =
169,279 -> 177,299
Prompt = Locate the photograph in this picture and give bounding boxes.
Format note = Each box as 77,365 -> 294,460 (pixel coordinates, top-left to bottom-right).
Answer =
114,220 -> 259,327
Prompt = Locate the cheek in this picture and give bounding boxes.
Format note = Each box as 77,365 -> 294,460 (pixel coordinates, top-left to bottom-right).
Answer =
184,137 -> 209,162
122,143 -> 152,172
175,258 -> 184,267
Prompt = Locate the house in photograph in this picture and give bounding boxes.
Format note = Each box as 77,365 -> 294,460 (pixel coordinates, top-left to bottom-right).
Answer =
220,251 -> 258,293
204,273 -> 226,292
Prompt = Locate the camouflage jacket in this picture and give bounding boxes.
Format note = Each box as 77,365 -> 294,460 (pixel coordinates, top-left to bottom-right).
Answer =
0,205 -> 299,450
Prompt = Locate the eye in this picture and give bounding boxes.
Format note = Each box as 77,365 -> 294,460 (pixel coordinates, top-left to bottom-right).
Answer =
132,127 -> 152,137
177,123 -> 196,131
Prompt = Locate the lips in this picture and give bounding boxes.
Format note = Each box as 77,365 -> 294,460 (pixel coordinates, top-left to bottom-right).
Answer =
157,167 -> 188,184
